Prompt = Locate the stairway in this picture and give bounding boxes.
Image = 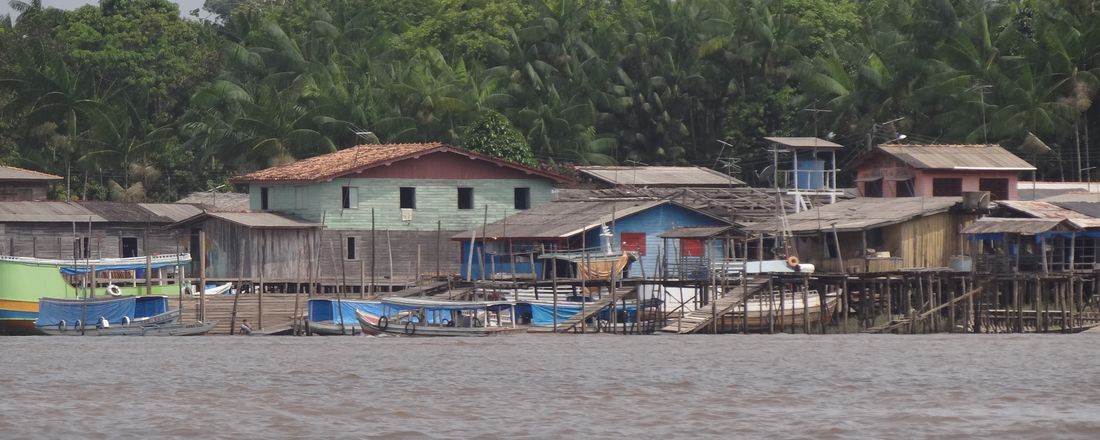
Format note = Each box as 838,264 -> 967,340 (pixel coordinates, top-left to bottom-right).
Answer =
659,276 -> 770,334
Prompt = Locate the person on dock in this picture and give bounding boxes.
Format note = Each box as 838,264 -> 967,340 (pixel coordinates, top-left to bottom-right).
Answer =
239,319 -> 253,335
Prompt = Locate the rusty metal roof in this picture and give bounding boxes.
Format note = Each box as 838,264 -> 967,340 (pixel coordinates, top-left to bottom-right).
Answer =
230,143 -> 569,184
0,202 -> 103,222
961,218 -> 1071,234
176,192 -> 250,211
170,211 -> 318,229
873,144 -> 1035,170
0,165 -> 62,181
994,200 -> 1100,229
745,197 -> 961,233
139,203 -> 204,222
576,166 -> 744,187
452,199 -> 677,240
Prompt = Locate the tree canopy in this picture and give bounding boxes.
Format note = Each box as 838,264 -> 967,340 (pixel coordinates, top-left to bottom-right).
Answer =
1,0 -> 1098,201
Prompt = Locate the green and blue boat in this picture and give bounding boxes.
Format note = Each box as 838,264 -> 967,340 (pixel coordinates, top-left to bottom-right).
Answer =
0,254 -> 191,334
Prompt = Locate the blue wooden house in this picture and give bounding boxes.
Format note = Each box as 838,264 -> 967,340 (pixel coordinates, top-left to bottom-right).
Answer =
453,199 -> 730,281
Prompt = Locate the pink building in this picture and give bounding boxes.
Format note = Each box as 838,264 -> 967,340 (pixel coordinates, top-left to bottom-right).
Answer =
851,144 -> 1035,200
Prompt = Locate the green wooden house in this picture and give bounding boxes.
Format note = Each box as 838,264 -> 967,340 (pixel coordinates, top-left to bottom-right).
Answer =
229,143 -> 568,286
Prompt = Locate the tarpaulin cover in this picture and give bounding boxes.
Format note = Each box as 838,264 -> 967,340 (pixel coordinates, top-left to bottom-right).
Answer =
528,302 -> 638,326
60,261 -> 183,275
308,299 -> 386,325
35,297 -> 135,326
133,296 -> 168,318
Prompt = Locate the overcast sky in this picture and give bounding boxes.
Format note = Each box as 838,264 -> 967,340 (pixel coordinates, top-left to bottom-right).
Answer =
1,0 -> 210,19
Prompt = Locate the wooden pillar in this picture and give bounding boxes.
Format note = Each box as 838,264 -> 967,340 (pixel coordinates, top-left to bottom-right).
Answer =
258,232 -> 265,330
198,229 -> 206,322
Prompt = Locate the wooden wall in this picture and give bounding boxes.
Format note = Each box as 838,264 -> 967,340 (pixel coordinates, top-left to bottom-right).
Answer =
0,223 -> 181,258
0,182 -> 49,201
795,212 -> 976,273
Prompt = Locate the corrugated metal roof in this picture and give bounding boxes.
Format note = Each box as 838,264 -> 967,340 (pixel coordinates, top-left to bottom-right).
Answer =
176,192 -> 250,211
0,165 -> 62,181
576,166 -> 744,187
764,137 -> 843,149
80,201 -> 175,223
745,197 -> 960,233
230,143 -> 569,184
962,218 -> 1069,234
0,202 -> 104,222
208,212 -> 318,228
658,226 -> 733,239
139,203 -> 204,222
452,199 -> 668,240
1053,202 -> 1100,219
875,144 -> 1035,170
996,200 -> 1082,219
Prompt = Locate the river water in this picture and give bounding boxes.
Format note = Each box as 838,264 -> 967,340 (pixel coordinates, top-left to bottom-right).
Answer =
1,334 -> 1098,439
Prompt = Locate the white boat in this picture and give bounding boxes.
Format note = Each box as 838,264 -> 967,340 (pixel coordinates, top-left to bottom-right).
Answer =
181,282 -> 233,296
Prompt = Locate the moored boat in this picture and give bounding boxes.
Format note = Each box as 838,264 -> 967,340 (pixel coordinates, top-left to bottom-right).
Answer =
305,298 -> 384,335
34,295 -> 213,336
0,254 -> 192,334
356,297 -> 526,337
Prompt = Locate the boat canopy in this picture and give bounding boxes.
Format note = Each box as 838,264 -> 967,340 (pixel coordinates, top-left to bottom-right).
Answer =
35,296 -> 169,327
59,260 -> 187,275
381,297 -> 515,312
307,298 -> 384,325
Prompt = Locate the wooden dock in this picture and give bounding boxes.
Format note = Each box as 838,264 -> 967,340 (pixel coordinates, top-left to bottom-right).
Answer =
659,276 -> 770,334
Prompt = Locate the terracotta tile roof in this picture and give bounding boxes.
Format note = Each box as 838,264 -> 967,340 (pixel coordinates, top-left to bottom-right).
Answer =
0,165 -> 62,181
230,143 -> 569,184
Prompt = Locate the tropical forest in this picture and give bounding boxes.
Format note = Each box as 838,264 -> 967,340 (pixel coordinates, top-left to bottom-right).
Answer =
1,0 -> 1098,201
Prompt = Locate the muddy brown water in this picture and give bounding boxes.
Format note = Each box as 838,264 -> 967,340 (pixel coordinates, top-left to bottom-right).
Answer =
1,334 -> 1098,439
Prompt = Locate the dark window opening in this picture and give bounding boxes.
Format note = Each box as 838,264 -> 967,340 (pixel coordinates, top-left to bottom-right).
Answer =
400,187 -> 416,209
458,187 -> 474,210
864,180 -> 883,197
514,187 -> 531,210
979,178 -> 1009,200
896,179 -> 915,197
342,186 -> 358,209
121,237 -> 139,258
824,234 -> 839,259
260,187 -> 270,210
346,237 -> 357,260
865,228 -> 885,249
932,178 -> 963,196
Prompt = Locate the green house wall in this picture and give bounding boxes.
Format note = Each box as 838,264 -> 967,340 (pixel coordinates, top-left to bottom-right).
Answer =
249,178 -> 554,231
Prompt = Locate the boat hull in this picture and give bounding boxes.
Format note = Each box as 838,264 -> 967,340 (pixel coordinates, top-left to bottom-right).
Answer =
38,320 -> 217,336
355,310 -> 525,337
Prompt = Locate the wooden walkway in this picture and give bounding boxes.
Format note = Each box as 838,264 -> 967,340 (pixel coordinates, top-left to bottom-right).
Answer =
553,287 -> 635,333
659,276 -> 770,334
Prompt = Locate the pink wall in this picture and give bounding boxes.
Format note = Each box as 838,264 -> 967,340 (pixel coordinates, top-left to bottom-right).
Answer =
855,154 -> 1020,199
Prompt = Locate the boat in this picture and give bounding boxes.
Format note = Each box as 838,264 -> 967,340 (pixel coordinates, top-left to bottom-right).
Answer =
304,298 -> 384,335
0,253 -> 192,334
34,295 -> 214,336
181,282 -> 233,296
355,297 -> 526,337
726,289 -> 840,331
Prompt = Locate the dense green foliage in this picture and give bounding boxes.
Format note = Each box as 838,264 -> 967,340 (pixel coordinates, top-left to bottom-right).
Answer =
1,0 -> 1099,201
460,110 -> 535,166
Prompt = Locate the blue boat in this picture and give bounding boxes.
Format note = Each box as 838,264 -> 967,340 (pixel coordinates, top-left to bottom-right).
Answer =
305,298 -> 387,335
356,297 -> 525,337
34,295 -> 192,336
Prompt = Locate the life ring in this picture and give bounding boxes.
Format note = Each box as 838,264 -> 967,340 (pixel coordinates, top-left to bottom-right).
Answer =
58,320 -> 67,332
121,316 -> 131,327
181,285 -> 195,296
74,319 -> 82,330
106,284 -> 122,297
404,321 -> 416,336
377,315 -> 389,331
96,316 -> 109,329
786,256 -> 800,269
